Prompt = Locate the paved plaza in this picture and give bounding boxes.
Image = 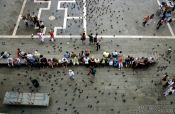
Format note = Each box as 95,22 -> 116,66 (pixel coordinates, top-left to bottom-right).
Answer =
0,0 -> 175,114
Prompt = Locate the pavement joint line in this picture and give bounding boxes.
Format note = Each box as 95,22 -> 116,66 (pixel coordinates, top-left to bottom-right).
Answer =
34,0 -> 51,20
0,35 -> 174,39
54,0 -> 83,36
67,17 -> 83,19
167,23 -> 175,36
83,0 -> 87,34
12,0 -> 27,36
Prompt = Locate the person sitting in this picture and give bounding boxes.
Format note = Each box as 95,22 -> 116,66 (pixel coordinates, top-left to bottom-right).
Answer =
7,57 -> 14,67
19,50 -> 27,58
85,49 -> 90,57
39,55 -> 47,67
13,57 -> 21,66
100,57 -> 106,66
89,56 -> 96,67
71,52 -> 76,59
112,50 -> 118,58
34,50 -> 41,59
129,56 -> 134,66
52,58 -> 59,66
26,53 -> 36,66
83,56 -> 90,67
113,57 -> 118,67
95,58 -> 100,66
139,57 -> 145,65
47,58 -> 54,68
124,56 -> 130,67
0,51 -> 10,59
72,55 -> 79,65
79,51 -> 85,62
64,51 -> 70,59
26,53 -> 34,60
108,57 -> 113,66
103,51 -> 110,58
62,57 -> 69,68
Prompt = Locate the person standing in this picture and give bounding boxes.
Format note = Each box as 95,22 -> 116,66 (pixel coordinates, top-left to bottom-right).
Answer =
81,32 -> 86,44
37,32 -> 44,43
94,33 -> 98,45
68,69 -> 75,80
88,33 -> 94,45
118,56 -> 123,70
96,40 -> 101,51
49,30 -> 55,42
87,66 -> 96,77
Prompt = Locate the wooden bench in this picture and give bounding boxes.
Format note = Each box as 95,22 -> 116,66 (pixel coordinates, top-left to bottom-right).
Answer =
3,92 -> 50,106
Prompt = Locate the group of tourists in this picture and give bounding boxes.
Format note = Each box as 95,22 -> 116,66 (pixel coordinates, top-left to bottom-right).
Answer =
22,12 -> 45,30
162,74 -> 175,96
0,48 -> 157,70
143,1 -> 175,29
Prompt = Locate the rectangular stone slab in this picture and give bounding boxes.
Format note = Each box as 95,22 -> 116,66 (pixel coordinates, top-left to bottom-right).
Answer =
3,92 -> 50,106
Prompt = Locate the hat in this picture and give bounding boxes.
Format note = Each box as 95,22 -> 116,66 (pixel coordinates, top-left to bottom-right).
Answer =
69,69 -> 72,72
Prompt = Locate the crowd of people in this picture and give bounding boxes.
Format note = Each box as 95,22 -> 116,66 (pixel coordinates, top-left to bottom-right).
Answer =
143,1 -> 175,29
22,12 -> 45,30
0,48 -> 157,70
162,74 -> 175,96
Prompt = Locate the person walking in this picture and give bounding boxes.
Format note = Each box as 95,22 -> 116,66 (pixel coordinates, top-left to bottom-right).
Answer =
147,14 -> 155,25
142,15 -> 150,27
68,69 -> 75,80
156,19 -> 164,30
88,33 -> 94,45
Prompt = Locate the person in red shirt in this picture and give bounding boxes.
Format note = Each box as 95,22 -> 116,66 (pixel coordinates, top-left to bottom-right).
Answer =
49,30 -> 55,42
118,56 -> 123,70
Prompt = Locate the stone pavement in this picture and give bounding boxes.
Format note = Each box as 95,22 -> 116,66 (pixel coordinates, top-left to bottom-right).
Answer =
0,0 -> 175,114
0,0 -> 174,36
0,38 -> 175,114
